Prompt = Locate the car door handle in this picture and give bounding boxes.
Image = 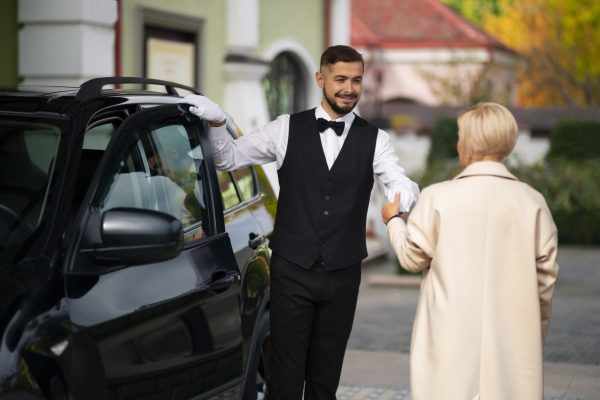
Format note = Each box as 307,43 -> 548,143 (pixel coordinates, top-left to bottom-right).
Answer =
248,232 -> 264,250
207,271 -> 240,293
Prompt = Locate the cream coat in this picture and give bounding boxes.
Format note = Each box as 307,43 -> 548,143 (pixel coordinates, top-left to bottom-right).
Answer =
387,161 -> 559,400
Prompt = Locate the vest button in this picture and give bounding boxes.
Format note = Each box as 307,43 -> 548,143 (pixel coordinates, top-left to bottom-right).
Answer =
323,210 -> 329,216
325,195 -> 330,200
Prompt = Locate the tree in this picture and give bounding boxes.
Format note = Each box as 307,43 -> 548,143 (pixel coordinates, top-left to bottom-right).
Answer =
441,0 -> 600,107
440,0 -> 501,24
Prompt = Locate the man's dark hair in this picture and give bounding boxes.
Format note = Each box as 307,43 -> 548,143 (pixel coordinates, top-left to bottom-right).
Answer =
320,45 -> 364,70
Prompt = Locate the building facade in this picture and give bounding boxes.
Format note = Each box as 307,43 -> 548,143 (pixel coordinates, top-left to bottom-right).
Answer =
2,0 -> 357,191
351,0 -> 522,107
0,0 -> 338,129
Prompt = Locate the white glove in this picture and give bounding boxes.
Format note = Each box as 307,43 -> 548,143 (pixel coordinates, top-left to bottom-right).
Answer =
177,94 -> 226,122
386,181 -> 419,213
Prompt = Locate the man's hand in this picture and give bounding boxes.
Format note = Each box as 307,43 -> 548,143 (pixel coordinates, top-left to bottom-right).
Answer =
381,193 -> 402,225
177,94 -> 226,126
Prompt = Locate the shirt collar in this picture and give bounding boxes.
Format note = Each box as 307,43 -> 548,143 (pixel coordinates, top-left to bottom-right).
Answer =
454,161 -> 518,181
315,104 -> 356,126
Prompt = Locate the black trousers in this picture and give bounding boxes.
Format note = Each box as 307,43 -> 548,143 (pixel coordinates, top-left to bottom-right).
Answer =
269,253 -> 361,400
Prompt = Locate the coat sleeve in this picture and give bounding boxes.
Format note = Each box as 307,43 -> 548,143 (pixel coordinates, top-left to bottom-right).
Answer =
386,188 -> 438,272
535,202 -> 559,343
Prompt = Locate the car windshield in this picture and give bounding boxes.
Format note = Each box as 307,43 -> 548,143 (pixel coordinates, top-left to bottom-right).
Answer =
0,119 -> 61,264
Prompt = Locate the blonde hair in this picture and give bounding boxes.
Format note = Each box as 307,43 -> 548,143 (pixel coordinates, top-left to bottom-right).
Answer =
457,102 -> 518,161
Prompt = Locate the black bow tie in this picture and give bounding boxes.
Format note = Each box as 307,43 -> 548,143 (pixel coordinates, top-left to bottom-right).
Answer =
317,118 -> 345,136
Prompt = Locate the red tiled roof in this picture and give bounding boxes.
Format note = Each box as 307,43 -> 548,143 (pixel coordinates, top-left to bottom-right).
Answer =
351,11 -> 382,47
351,0 -> 516,54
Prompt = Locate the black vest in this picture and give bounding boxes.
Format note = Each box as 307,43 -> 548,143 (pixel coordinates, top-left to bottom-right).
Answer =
269,108 -> 378,270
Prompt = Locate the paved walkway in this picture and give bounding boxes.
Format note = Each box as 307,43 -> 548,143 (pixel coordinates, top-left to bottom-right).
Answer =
338,245 -> 600,399
339,349 -> 600,400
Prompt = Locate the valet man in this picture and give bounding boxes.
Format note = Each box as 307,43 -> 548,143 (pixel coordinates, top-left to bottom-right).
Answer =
179,45 -> 419,400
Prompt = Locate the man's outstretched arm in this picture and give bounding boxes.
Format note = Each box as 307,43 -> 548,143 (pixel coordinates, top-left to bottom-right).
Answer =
373,128 -> 420,213
178,94 -> 284,170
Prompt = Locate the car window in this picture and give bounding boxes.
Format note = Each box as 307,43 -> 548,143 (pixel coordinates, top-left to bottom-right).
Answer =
99,123 -> 210,243
0,119 -> 61,261
231,167 -> 257,201
222,124 -> 257,204
70,120 -> 121,210
83,121 -> 116,150
217,171 -> 241,210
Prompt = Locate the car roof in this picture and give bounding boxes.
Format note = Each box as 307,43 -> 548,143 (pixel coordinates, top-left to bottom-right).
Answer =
0,77 -> 200,114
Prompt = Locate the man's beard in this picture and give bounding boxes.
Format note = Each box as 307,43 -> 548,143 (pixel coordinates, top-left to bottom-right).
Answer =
323,87 -> 358,115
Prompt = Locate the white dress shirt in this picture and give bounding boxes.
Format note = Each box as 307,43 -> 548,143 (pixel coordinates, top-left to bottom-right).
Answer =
208,105 -> 419,212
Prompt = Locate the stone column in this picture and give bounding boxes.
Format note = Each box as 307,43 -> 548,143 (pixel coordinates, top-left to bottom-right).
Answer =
223,0 -> 270,132
224,0 -> 279,194
223,55 -> 270,134
18,0 -> 117,87
329,0 -> 350,46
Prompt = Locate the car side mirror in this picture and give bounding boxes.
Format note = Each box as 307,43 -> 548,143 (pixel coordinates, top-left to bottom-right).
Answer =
82,208 -> 183,267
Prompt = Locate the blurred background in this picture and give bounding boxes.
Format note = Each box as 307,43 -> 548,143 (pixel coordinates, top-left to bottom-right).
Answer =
1,1 -> 598,397
0,0 -> 598,249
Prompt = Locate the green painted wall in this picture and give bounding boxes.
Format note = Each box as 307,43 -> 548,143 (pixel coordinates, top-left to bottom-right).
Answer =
1,0 -> 323,96
119,0 -> 227,102
119,0 -> 324,103
0,0 -> 19,88
258,0 -> 324,71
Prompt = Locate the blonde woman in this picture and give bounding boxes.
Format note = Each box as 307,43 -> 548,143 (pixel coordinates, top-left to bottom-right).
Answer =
382,103 -> 559,399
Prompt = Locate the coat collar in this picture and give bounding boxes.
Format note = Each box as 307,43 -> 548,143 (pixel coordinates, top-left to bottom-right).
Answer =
454,161 -> 518,181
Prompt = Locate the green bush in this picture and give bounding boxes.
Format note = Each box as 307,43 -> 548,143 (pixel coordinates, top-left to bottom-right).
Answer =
413,159 -> 600,245
513,159 -> 600,244
415,158 -> 462,188
427,117 -> 458,166
547,120 -> 600,162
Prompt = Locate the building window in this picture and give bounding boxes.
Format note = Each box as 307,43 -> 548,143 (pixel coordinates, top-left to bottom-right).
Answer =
144,25 -> 197,90
263,52 -> 306,119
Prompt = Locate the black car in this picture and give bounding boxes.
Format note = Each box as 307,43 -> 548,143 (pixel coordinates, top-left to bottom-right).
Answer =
0,77 -> 276,400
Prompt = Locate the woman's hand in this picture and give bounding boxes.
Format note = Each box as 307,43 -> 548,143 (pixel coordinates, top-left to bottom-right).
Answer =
381,193 -> 402,225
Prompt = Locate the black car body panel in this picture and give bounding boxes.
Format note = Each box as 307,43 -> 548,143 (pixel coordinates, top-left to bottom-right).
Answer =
0,78 -> 275,400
